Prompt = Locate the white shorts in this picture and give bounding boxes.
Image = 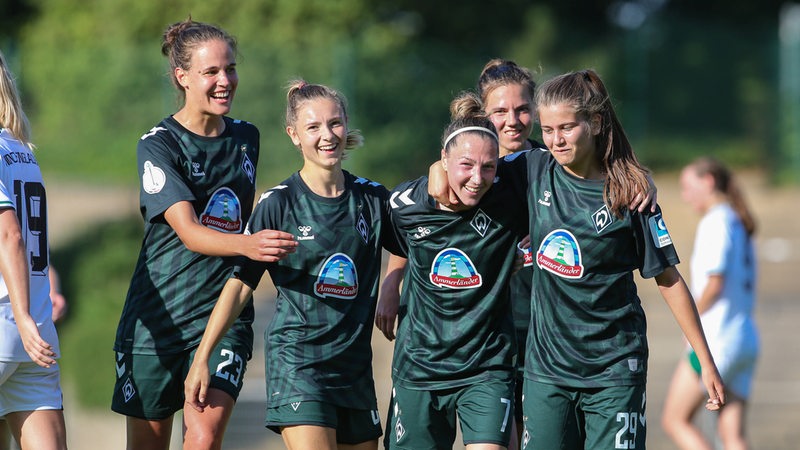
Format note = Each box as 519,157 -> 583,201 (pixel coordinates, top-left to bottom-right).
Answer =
0,360 -> 63,417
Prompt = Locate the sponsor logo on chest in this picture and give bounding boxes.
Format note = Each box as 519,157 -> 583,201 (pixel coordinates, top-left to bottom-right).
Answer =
200,187 -> 243,232
315,253 -> 359,299
429,248 -> 482,289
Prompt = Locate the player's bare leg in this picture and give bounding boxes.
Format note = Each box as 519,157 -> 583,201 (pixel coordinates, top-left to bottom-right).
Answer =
5,409 -> 67,450
127,415 -> 173,450
182,388 -> 234,450
281,425 -> 337,450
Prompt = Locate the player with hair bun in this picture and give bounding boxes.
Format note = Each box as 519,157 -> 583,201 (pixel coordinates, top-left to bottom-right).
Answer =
382,91 -> 530,450
111,17 -> 296,450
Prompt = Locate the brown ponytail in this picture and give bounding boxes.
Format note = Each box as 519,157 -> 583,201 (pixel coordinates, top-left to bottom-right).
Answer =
688,157 -> 757,236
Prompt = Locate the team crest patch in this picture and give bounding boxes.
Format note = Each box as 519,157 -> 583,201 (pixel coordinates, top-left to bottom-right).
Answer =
200,187 -> 243,232
470,209 -> 492,237
536,229 -> 584,279
429,248 -> 482,289
122,378 -> 136,403
592,204 -> 614,233
315,253 -> 358,299
241,151 -> 255,184
356,213 -> 370,244
649,213 -> 673,248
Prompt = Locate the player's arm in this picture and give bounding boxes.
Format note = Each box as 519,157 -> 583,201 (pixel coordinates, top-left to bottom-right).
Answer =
694,274 -> 724,315
655,265 -> 725,411
49,266 -> 67,323
376,254 -> 406,341
427,160 -> 468,211
184,277 -> 253,412
164,201 -> 297,262
0,208 -> 55,368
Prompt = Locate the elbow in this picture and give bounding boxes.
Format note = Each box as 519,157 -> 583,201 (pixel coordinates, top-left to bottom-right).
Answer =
0,228 -> 24,247
655,266 -> 681,288
176,233 -> 203,254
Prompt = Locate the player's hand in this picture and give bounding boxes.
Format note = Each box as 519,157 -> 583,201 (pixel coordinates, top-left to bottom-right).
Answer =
513,235 -> 532,274
701,366 -> 726,411
244,229 -> 298,262
17,316 -> 56,368
375,287 -> 400,341
184,360 -> 211,413
50,291 -> 68,323
630,173 -> 658,213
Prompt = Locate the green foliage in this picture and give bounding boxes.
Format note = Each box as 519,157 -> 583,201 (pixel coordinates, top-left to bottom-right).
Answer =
51,217 -> 142,408
14,0 -> 785,187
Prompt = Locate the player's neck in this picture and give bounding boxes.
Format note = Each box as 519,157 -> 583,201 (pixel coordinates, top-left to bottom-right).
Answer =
299,166 -> 345,198
173,109 -> 225,137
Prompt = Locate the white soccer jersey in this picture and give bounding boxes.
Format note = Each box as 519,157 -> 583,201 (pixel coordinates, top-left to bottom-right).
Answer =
0,129 -> 59,361
690,202 -> 758,396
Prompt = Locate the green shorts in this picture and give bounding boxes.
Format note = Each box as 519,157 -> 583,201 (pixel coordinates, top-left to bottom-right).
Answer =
111,338 -> 248,420
266,401 -> 382,445
687,348 -> 702,375
384,379 -> 515,449
522,379 -> 646,450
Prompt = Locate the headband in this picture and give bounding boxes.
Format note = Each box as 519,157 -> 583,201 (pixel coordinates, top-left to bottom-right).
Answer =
443,126 -> 499,149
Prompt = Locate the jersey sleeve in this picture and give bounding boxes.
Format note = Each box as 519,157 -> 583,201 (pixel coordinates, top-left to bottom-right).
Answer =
0,165 -> 12,209
634,205 -> 681,278
234,186 -> 285,289
377,184 -> 404,257
0,138 -> 20,209
137,126 -> 195,223
386,179 -> 419,258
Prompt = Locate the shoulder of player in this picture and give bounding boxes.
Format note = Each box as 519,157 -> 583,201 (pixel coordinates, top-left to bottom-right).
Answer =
388,176 -> 429,210
254,177 -> 296,208
225,116 -> 260,137
345,171 -> 390,197
136,119 -> 178,153
0,134 -> 24,155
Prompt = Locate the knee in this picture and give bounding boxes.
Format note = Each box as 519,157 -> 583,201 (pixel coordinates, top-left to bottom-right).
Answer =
660,412 -> 684,437
183,426 -> 223,450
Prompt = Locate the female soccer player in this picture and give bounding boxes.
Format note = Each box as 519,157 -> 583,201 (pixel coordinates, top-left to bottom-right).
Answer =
111,18 -> 296,450
662,156 -> 759,450
0,48 -> 67,450
520,69 -> 725,449
383,92 -> 529,450
185,80 -> 400,450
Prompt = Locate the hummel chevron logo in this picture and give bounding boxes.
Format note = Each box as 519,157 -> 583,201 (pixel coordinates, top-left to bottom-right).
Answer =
140,126 -> 166,140
390,189 -> 415,208
115,352 -> 125,378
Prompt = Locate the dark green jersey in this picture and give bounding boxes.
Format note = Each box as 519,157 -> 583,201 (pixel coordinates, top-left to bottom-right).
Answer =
510,263 -> 532,375
114,116 -> 259,356
521,149 -> 679,387
508,140 -> 542,375
388,171 -> 528,390
237,171 -> 400,410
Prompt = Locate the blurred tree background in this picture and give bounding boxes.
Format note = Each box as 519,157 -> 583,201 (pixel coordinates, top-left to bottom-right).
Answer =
1,0 -> 798,407
3,0 -> 797,188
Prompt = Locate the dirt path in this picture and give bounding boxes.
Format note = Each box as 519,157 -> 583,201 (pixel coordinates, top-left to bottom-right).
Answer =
43,172 -> 800,449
